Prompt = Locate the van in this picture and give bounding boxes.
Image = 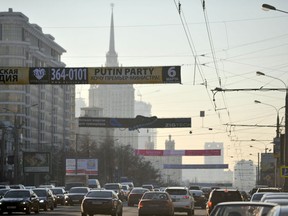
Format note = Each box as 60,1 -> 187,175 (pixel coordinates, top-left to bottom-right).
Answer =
88,179 -> 101,189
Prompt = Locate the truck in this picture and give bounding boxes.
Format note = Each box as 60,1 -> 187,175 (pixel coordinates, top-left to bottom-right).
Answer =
64,175 -> 88,191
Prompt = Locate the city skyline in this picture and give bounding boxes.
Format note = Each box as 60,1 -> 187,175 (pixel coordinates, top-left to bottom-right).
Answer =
2,0 -> 288,169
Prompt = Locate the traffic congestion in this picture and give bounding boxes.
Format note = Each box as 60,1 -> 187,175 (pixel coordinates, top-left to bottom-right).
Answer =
0,181 -> 288,216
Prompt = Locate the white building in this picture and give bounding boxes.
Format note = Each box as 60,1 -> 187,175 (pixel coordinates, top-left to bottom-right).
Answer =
134,100 -> 157,149
234,160 -> 256,191
88,7 -> 138,149
0,8 -> 74,185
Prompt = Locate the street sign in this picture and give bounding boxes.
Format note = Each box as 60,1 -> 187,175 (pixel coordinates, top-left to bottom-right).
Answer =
280,166 -> 288,178
0,66 -> 181,84
78,116 -> 191,130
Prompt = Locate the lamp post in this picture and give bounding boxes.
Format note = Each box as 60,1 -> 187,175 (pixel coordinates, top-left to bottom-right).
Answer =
254,100 -> 284,138
256,71 -> 288,190
262,4 -> 288,14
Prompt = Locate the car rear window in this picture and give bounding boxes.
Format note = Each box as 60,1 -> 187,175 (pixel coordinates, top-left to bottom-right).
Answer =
211,191 -> 242,202
87,191 -> 112,198
166,189 -> 187,195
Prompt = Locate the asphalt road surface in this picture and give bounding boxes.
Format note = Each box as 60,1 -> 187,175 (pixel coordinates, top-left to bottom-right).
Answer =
8,205 -> 206,216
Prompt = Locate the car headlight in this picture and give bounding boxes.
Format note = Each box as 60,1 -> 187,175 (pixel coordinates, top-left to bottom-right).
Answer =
39,200 -> 45,203
21,201 -> 27,205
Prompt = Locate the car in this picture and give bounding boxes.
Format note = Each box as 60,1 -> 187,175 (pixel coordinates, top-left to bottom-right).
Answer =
165,186 -> 195,216
201,187 -> 212,199
88,178 -> 101,189
209,201 -> 277,216
250,192 -> 267,202
266,205 -> 288,216
50,187 -> 68,205
32,188 -> 55,211
121,181 -> 134,191
206,188 -> 243,215
190,189 -> 207,209
0,188 -> 10,198
256,187 -> 281,193
142,184 -> 154,191
67,186 -> 90,205
128,187 -> 150,207
189,185 -> 201,190
121,184 -> 130,201
0,185 -> 10,189
138,191 -> 174,216
81,189 -> 123,216
104,183 -> 125,201
0,189 -> 40,214
9,184 -> 25,189
260,192 -> 288,202
264,198 -> 288,206
38,184 -> 55,189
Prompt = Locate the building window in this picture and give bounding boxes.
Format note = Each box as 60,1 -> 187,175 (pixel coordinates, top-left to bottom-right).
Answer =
2,24 -> 22,41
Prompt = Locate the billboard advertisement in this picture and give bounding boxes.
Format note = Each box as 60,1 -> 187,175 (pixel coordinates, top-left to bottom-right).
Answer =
23,152 -> 50,173
65,159 -> 98,175
0,66 -> 181,85
134,149 -> 221,156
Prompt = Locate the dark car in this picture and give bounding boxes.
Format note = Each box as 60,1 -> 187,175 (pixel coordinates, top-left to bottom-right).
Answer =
141,184 -> 154,191
128,187 -> 150,207
50,187 -> 68,205
32,188 -> 55,211
81,189 -> 123,216
189,185 -> 201,190
0,189 -> 40,214
104,183 -> 125,201
138,191 -> 174,216
0,188 -> 10,198
190,189 -> 207,209
67,187 -> 90,205
209,201 -> 277,216
206,188 -> 243,215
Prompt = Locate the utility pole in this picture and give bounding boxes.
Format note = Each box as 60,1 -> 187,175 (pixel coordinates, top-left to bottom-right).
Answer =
13,114 -> 21,184
283,90 -> 288,191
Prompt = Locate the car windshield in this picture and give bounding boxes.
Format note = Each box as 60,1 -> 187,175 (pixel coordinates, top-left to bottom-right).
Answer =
87,191 -> 112,198
70,188 -> 88,193
166,189 -> 187,195
5,190 -> 30,198
212,204 -> 275,216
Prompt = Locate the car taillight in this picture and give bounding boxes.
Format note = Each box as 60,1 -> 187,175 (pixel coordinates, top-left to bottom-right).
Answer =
183,195 -> 190,199
138,201 -> 143,208
208,201 -> 212,207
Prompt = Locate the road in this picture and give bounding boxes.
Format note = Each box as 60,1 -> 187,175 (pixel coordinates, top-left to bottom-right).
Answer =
15,204 -> 207,216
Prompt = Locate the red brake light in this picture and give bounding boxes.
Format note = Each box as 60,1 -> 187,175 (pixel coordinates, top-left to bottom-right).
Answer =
138,201 -> 143,208
183,195 -> 189,199
208,201 -> 212,207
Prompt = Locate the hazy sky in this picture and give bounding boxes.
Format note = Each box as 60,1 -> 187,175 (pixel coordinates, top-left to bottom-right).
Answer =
3,0 -> 288,170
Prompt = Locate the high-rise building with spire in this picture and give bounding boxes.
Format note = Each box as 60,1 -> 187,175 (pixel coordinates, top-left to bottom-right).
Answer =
89,6 -> 138,148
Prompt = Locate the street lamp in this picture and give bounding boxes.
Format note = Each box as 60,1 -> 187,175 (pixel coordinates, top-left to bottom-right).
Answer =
262,4 -> 288,14
256,71 -> 288,190
254,100 -> 285,138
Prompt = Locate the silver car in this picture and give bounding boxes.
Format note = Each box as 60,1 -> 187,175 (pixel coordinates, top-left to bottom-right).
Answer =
165,186 -> 195,216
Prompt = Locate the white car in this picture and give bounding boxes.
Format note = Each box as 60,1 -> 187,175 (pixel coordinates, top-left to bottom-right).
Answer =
165,186 -> 195,216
